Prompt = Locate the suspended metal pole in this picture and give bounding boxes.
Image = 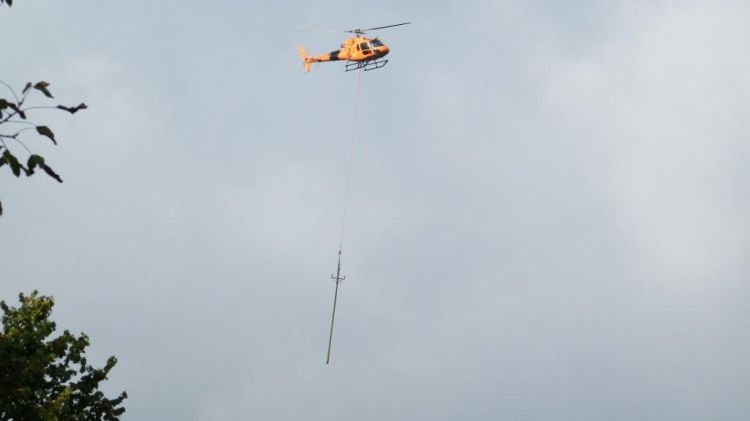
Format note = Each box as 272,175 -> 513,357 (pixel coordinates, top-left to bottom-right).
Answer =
326,250 -> 345,364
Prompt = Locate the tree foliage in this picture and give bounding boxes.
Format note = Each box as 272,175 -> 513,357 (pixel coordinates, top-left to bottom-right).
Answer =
0,80 -> 87,216
0,291 -> 127,420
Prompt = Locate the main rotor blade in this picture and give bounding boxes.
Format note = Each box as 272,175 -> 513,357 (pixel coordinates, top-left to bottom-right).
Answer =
297,29 -> 342,34
360,22 -> 412,32
343,22 -> 412,34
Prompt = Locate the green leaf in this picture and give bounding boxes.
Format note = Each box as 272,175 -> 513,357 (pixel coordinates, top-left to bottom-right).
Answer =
34,81 -> 54,99
27,154 -> 45,174
0,98 -> 8,109
36,126 -> 57,145
22,82 -> 32,94
42,163 -> 63,183
3,150 -> 22,177
57,103 -> 88,114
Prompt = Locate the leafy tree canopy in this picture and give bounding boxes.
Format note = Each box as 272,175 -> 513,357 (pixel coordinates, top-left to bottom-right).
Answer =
0,291 -> 127,420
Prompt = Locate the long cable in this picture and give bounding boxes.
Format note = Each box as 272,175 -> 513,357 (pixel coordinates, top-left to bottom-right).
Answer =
326,70 -> 363,365
338,70 -> 363,251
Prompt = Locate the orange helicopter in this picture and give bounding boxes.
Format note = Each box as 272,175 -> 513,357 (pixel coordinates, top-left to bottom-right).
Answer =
297,22 -> 411,73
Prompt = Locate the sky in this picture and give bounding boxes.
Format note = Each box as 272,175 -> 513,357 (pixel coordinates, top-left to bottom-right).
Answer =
1,0 -> 749,419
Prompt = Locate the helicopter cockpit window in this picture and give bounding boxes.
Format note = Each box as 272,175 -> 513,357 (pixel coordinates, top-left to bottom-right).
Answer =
370,39 -> 384,47
359,42 -> 371,51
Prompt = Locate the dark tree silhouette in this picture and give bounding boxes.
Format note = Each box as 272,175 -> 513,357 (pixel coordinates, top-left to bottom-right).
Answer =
0,291 -> 127,420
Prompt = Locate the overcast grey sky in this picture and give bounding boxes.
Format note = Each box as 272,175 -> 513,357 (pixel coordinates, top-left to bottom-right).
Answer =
2,0 -> 749,419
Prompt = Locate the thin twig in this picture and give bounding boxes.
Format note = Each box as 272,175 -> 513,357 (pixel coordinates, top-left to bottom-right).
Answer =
12,137 -> 33,155
2,120 -> 35,127
0,127 -> 34,139
0,108 -> 21,125
19,106 -> 59,112
0,80 -> 20,104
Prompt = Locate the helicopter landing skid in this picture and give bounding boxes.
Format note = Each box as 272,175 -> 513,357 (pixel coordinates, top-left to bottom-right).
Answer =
345,59 -> 389,72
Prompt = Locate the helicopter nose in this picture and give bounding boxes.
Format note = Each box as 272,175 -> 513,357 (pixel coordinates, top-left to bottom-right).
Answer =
380,46 -> 390,56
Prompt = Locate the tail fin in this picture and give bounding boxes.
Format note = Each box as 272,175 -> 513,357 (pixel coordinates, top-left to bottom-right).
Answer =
297,45 -> 312,73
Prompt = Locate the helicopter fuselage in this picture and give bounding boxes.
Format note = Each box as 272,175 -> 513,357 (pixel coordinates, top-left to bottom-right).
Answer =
298,36 -> 390,72
329,36 -> 390,62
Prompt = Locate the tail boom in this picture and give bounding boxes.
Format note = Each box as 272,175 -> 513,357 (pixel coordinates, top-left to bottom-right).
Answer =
297,45 -> 344,73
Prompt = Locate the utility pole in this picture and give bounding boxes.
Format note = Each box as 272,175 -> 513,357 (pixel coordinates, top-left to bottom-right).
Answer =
326,250 -> 345,364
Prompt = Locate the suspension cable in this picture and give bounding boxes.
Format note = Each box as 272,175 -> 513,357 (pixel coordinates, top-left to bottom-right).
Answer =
338,70 -> 363,251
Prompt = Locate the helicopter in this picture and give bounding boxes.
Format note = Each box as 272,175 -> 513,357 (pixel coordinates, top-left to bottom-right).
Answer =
297,22 -> 411,73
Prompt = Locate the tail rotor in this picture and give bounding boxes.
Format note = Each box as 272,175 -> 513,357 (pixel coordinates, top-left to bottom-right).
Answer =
298,45 -> 312,73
